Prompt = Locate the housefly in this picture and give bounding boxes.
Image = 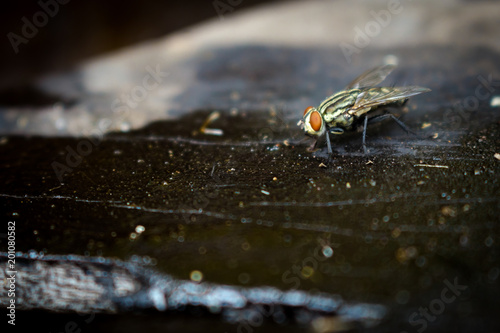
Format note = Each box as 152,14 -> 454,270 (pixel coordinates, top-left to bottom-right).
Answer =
298,64 -> 430,154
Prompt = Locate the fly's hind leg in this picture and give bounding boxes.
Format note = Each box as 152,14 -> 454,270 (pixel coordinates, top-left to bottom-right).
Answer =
367,113 -> 417,136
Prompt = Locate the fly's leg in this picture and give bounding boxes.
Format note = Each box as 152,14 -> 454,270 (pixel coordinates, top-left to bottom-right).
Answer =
362,116 -> 369,154
367,113 -> 417,136
307,140 -> 317,152
325,131 -> 333,155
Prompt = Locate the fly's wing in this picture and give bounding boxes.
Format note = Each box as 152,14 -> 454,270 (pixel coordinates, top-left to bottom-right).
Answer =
345,64 -> 396,89
349,86 -> 431,117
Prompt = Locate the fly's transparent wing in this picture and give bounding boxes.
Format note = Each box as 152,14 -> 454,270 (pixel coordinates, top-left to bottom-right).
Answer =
345,64 -> 396,89
349,86 -> 431,117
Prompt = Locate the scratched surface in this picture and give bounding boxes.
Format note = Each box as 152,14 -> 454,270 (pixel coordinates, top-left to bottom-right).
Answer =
1,90 -> 499,332
1,2 -> 500,333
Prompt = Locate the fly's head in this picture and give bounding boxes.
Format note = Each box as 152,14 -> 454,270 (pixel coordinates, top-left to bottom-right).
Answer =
298,106 -> 326,138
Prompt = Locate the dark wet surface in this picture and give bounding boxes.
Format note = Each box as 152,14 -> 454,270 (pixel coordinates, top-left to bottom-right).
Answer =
1,41 -> 500,332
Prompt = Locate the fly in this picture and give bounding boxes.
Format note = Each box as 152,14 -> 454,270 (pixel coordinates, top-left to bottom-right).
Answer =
298,64 -> 430,154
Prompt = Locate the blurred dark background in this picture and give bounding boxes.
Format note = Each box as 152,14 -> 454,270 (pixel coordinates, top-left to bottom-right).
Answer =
0,0 -> 284,90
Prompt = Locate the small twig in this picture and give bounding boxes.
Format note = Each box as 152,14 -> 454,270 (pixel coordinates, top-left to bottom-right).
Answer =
413,164 -> 449,169
200,111 -> 224,136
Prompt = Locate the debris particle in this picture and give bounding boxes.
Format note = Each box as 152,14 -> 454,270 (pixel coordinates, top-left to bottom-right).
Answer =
396,246 -> 418,263
494,153 -> 500,161
392,228 -> 401,238
322,246 -> 334,258
312,316 -> 353,333
432,133 -> 439,139
135,225 -> 145,234
190,270 -> 203,282
366,160 -> 374,165
346,182 -> 351,189
202,128 -> 224,136
273,177 -> 278,181
301,266 -> 314,278
283,140 -> 290,146
440,206 -> 456,217
261,190 -> 270,195
383,54 -> 399,65
490,96 -> 500,107
319,162 -> 327,168
414,164 -> 449,169
200,111 -> 224,136
421,122 -> 432,129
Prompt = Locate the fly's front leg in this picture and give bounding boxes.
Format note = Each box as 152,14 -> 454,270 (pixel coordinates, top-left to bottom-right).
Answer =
307,140 -> 317,152
325,131 -> 333,155
325,127 -> 344,155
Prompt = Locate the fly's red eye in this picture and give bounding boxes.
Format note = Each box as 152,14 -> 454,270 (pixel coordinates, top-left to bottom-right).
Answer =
303,106 -> 313,116
309,111 -> 322,131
